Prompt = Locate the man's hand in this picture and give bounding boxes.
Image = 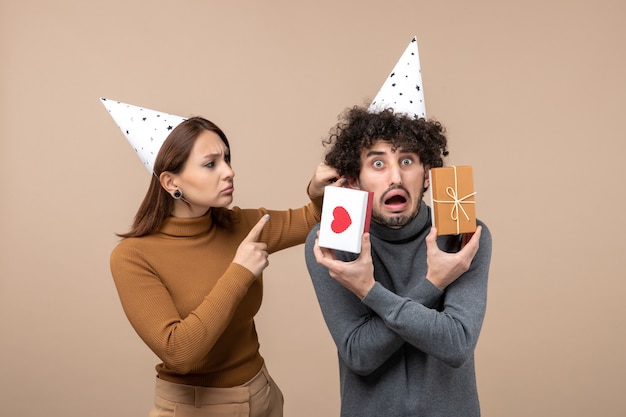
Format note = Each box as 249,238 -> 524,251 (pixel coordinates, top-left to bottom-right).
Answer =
313,231 -> 376,299
425,226 -> 482,290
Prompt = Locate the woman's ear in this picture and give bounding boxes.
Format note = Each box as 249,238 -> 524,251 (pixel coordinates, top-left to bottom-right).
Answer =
159,171 -> 178,194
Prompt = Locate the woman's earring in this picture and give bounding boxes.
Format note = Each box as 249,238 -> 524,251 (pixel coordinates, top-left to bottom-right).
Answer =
172,189 -> 183,199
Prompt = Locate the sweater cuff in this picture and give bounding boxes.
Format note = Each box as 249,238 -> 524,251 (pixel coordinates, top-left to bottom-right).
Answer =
361,282 -> 403,315
362,279 -> 443,317
407,277 -> 444,309
306,182 -> 324,220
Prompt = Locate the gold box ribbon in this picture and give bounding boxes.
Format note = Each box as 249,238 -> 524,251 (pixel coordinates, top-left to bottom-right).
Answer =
431,166 -> 476,234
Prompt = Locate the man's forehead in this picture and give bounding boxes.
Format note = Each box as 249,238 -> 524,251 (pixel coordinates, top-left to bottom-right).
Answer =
362,141 -> 418,157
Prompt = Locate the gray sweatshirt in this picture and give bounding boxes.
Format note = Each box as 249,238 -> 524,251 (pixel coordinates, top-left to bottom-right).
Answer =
305,201 -> 492,417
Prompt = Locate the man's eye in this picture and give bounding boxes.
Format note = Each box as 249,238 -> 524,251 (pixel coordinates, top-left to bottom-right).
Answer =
373,160 -> 384,168
401,158 -> 413,166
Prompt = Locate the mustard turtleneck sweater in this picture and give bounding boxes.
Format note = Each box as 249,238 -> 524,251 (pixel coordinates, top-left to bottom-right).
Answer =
110,197 -> 322,388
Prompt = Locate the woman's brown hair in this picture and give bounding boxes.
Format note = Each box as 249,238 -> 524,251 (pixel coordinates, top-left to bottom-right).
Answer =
118,117 -> 233,238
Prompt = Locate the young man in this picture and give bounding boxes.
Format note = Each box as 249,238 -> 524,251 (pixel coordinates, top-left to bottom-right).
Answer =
305,106 -> 492,417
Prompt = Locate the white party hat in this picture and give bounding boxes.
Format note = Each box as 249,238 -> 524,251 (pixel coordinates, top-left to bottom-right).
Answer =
100,98 -> 186,173
368,36 -> 426,119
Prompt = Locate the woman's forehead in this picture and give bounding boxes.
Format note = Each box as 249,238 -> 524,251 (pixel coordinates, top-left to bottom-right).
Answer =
192,130 -> 228,153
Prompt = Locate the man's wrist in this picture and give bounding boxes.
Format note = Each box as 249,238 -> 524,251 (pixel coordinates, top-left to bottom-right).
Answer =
357,280 -> 376,300
425,272 -> 446,291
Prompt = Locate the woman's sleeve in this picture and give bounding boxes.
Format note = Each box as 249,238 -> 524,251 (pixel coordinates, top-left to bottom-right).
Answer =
110,242 -> 257,374
251,190 -> 323,253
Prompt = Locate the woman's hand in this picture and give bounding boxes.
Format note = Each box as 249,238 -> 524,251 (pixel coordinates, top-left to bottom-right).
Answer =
233,214 -> 270,277
307,162 -> 344,198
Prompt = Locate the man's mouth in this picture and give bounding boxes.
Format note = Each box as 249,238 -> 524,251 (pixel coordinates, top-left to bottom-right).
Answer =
385,195 -> 406,205
382,189 -> 409,211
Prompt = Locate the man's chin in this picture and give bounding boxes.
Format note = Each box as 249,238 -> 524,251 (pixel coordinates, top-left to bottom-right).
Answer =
372,213 -> 414,228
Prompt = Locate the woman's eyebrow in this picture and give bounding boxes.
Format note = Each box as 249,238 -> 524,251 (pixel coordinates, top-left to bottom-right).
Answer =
201,152 -> 225,160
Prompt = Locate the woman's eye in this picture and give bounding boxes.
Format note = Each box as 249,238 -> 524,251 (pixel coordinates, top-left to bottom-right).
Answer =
205,162 -> 215,168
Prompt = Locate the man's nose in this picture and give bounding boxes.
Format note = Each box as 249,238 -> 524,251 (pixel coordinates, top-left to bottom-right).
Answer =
389,164 -> 402,185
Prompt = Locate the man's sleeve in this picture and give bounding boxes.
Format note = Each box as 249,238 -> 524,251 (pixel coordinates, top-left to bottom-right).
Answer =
305,222 -> 492,373
362,221 -> 492,368
305,225 -> 409,375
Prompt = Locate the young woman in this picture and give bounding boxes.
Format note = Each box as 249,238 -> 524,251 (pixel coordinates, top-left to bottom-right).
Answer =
110,116 -> 339,417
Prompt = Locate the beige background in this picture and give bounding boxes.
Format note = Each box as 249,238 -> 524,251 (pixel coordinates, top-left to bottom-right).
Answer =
2,1 -> 625,416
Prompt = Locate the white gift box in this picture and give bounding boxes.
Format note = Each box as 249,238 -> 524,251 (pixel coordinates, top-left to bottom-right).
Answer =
318,186 -> 373,253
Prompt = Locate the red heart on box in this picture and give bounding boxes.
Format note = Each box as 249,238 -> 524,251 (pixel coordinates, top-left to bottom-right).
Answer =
331,206 -> 352,233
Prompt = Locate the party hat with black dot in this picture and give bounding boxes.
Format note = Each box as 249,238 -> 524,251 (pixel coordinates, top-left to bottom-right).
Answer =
100,98 -> 186,173
368,36 -> 426,119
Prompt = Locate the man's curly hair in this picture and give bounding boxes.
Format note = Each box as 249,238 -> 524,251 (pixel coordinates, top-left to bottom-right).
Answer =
323,106 -> 449,179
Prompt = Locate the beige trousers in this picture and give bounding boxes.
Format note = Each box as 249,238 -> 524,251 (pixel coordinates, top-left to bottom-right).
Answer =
148,365 -> 284,417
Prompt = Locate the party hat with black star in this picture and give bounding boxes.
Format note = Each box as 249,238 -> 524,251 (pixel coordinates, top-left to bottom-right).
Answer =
100,98 -> 186,173
368,36 -> 426,119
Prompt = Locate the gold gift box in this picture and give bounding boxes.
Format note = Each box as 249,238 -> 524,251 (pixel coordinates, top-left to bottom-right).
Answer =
429,166 -> 477,235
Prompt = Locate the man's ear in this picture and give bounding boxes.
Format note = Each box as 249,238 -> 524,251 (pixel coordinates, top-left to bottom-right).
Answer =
345,176 -> 361,190
423,168 -> 430,189
159,171 -> 178,194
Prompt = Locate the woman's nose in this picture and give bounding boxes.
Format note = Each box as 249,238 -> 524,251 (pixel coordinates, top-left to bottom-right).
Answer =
223,164 -> 235,179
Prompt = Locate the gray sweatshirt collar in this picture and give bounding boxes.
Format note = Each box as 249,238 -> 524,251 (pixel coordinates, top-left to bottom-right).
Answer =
369,201 -> 431,243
